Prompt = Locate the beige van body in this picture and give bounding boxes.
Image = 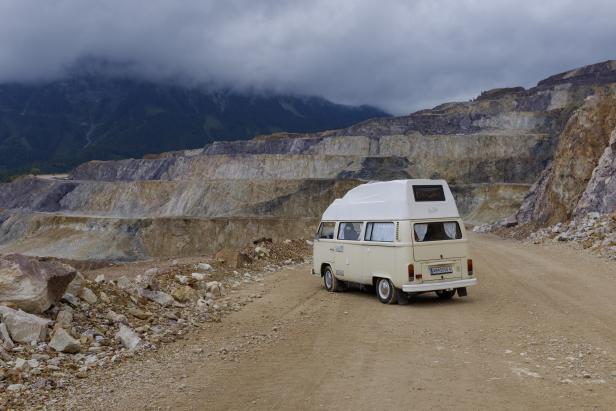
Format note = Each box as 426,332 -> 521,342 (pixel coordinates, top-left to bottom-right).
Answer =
312,179 -> 476,304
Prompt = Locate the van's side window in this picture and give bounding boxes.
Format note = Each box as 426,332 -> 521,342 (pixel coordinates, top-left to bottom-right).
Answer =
414,221 -> 462,242
337,222 -> 363,241
365,222 -> 395,242
317,222 -> 336,239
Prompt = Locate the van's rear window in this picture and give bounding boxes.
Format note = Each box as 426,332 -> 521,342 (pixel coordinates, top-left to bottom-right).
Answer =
414,222 -> 462,242
412,185 -> 445,202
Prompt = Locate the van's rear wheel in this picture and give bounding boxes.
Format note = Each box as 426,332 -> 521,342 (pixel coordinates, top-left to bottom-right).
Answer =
323,266 -> 341,292
436,289 -> 455,300
376,278 -> 398,304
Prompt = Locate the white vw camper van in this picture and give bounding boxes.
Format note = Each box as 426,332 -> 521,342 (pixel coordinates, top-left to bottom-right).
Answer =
312,179 -> 476,304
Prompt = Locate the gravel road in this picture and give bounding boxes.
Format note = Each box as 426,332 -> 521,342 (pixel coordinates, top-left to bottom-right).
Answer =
73,233 -> 616,410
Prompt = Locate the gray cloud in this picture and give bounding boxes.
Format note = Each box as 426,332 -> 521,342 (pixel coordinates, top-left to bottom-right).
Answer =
1,0 -> 616,114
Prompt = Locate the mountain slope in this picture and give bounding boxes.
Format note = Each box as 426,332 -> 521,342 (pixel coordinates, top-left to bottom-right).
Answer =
2,60 -> 616,261
0,76 -> 388,179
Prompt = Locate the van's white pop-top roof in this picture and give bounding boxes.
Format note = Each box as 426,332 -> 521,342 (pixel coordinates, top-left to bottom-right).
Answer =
321,179 -> 460,221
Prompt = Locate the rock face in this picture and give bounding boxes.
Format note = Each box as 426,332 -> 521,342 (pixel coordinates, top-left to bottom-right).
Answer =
514,87 -> 616,225
575,128 -> 616,216
0,254 -> 77,313
2,60 -> 616,259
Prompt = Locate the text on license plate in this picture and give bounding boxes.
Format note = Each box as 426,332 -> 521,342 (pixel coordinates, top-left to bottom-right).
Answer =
429,265 -> 453,275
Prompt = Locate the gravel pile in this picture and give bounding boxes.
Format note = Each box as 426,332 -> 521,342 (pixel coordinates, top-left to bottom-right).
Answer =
476,211 -> 616,260
0,239 -> 312,410
524,212 -> 616,260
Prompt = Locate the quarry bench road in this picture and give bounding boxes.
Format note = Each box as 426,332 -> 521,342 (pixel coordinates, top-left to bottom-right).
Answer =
78,233 -> 616,410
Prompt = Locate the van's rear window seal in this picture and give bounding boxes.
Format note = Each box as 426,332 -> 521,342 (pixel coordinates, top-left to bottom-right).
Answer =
412,185 -> 445,202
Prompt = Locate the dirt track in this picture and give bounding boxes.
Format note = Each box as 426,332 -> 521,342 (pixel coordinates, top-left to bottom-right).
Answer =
73,233 -> 616,410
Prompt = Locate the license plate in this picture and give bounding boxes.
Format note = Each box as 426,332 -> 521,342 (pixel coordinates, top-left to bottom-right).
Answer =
430,265 -> 453,275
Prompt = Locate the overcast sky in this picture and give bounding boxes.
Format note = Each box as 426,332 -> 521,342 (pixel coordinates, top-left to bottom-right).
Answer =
1,0 -> 616,114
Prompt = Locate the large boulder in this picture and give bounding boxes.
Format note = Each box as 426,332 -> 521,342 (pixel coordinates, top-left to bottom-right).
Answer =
0,306 -> 51,344
0,254 -> 77,314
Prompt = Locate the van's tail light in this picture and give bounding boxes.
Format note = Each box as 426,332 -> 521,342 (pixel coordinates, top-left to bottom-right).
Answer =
408,264 -> 414,281
467,259 -> 473,276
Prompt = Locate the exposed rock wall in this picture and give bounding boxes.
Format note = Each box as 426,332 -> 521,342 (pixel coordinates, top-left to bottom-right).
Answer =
0,213 -> 318,261
515,87 -> 616,225
73,134 -> 551,184
575,128 -> 616,216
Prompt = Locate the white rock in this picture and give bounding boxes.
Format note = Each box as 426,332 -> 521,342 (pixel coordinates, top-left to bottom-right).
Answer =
255,246 -> 270,258
0,322 -> 14,348
84,354 -> 98,366
55,310 -> 73,328
27,358 -> 39,368
7,383 -> 24,392
94,274 -> 106,283
65,271 -> 85,296
116,324 -> 142,351
206,281 -> 222,297
139,289 -> 175,307
14,357 -> 27,370
0,306 -> 51,344
191,272 -> 207,281
175,275 -> 189,285
115,276 -> 133,291
61,293 -> 81,306
49,328 -> 81,353
79,287 -> 98,304
196,263 -> 212,271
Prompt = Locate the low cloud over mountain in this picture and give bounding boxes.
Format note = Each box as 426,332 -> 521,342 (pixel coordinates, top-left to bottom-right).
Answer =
2,0 -> 616,114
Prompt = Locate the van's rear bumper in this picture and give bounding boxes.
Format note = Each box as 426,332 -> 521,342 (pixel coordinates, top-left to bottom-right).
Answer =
402,278 -> 477,293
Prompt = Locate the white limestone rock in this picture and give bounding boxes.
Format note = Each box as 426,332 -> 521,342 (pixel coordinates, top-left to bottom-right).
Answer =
49,328 -> 81,353
0,306 -> 51,344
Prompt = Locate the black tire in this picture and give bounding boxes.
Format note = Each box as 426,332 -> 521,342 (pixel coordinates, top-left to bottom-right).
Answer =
436,289 -> 455,300
376,278 -> 398,304
323,266 -> 342,292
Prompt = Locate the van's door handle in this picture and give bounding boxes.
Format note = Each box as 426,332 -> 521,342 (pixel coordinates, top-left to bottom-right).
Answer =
329,248 -> 335,251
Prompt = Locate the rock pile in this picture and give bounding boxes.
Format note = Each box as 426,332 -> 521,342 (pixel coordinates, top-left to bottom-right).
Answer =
0,239 -> 312,409
524,212 -> 616,259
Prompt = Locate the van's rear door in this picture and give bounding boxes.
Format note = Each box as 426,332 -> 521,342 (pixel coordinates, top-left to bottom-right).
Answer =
412,241 -> 467,261
412,220 -> 466,282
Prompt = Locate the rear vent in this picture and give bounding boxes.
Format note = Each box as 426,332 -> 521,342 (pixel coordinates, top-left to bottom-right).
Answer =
396,222 -> 400,241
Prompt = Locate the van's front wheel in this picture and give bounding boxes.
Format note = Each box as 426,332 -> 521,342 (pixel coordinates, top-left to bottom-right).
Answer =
323,266 -> 341,292
376,278 -> 398,304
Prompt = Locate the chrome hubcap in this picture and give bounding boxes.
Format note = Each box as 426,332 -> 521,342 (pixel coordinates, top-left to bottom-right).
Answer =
378,280 -> 391,299
324,270 -> 332,289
